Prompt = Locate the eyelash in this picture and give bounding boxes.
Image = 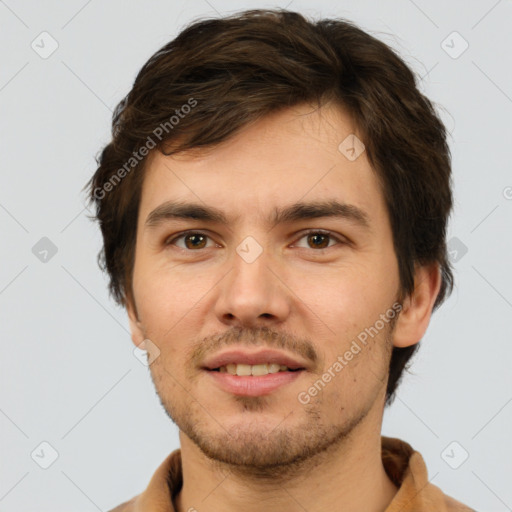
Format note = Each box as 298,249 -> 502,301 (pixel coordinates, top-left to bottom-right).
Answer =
165,229 -> 347,251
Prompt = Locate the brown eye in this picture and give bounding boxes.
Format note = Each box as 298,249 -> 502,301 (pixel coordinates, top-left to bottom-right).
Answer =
306,233 -> 330,249
167,231 -> 214,250
294,230 -> 343,250
183,233 -> 207,249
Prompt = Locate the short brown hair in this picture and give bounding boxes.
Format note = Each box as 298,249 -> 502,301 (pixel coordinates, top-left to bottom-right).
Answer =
86,9 -> 454,404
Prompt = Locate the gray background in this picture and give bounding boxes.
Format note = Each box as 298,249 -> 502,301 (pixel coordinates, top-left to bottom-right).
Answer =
1,0 -> 511,510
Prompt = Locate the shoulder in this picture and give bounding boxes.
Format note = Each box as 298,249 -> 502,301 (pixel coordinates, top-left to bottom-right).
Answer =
443,493 -> 476,511
381,437 -> 475,511
105,449 -> 181,512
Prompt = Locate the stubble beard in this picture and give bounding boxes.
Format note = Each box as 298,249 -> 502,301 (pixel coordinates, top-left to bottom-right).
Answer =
151,355 -> 391,480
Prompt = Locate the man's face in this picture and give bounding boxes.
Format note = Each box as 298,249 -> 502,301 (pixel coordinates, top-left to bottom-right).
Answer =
128,102 -> 402,469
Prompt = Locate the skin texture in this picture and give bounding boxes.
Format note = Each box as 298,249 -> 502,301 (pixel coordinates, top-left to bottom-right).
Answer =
126,102 -> 441,512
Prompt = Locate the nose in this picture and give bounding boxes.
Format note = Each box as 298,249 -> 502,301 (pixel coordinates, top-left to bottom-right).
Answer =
213,243 -> 291,328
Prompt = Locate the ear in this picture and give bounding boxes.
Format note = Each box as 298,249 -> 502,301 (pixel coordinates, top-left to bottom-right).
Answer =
126,294 -> 146,348
393,263 -> 442,348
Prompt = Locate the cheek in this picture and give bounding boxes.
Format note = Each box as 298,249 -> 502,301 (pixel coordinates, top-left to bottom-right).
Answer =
296,266 -> 389,334
299,270 -> 395,385
133,263 -> 217,361
148,356 -> 187,411
299,354 -> 383,419
134,259 -> 212,320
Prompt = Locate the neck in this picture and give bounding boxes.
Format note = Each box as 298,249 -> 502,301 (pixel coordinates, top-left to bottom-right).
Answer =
174,408 -> 398,512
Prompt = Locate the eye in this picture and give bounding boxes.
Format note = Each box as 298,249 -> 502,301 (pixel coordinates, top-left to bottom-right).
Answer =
166,231 -> 217,250
293,230 -> 345,249
165,229 -> 346,251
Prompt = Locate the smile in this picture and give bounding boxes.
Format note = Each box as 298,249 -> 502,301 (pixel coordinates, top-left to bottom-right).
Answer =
213,363 -> 302,376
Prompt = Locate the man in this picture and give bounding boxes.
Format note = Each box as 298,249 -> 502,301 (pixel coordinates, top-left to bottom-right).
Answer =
87,9 -> 474,511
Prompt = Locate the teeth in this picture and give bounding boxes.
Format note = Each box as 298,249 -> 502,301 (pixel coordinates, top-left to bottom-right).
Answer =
236,364 -> 252,376
219,363 -> 292,375
251,364 -> 268,376
268,363 -> 281,374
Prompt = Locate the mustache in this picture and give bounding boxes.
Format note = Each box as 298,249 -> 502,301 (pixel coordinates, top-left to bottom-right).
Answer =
190,325 -> 319,368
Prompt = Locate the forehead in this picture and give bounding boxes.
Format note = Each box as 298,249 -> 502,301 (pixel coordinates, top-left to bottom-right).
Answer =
137,102 -> 387,230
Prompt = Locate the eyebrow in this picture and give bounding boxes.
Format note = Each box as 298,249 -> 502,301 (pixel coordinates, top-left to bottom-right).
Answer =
144,199 -> 371,231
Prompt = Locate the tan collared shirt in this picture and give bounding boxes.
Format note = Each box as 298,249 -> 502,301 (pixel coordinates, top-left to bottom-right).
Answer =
109,436 -> 474,511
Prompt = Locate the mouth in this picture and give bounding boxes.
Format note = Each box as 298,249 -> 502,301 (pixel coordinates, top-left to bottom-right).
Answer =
202,349 -> 308,396
210,363 -> 303,376
202,348 -> 308,372
205,368 -> 305,397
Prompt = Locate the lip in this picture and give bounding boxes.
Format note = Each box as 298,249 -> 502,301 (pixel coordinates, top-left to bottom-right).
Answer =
202,348 -> 308,397
206,369 -> 304,396
202,348 -> 309,371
